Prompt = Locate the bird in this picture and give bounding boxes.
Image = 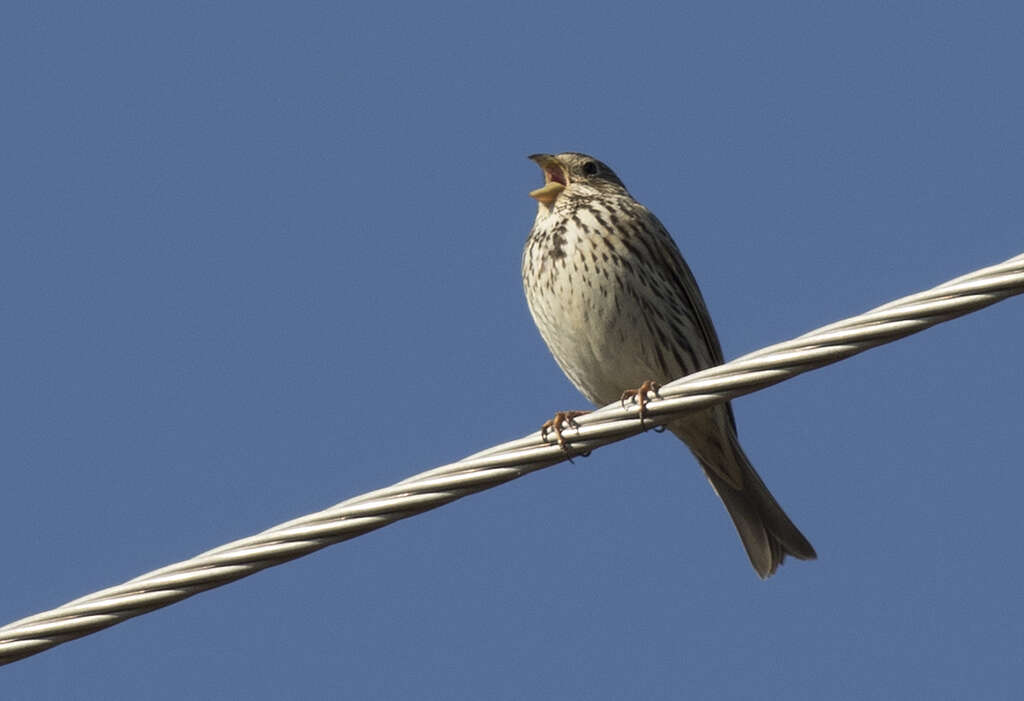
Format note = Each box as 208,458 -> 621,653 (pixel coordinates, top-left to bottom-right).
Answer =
521,151 -> 816,578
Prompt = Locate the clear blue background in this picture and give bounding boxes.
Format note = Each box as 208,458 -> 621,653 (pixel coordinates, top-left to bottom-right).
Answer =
3,3 -> 1022,698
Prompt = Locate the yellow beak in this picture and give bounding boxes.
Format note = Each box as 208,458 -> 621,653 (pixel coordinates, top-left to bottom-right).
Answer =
528,154 -> 567,204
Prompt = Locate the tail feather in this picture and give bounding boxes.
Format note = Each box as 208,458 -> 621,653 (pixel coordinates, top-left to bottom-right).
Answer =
698,440 -> 816,579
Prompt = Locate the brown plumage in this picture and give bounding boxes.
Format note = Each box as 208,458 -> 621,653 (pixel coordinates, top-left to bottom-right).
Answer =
522,152 -> 815,578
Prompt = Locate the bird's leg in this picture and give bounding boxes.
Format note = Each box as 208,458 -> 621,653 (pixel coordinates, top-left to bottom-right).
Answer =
620,380 -> 662,429
540,410 -> 590,450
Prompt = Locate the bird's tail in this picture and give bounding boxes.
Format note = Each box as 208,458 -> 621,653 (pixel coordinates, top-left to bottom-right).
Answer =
680,422 -> 816,578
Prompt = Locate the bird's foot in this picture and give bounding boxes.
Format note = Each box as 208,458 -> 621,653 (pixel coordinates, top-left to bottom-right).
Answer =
620,380 -> 662,428
540,410 -> 590,450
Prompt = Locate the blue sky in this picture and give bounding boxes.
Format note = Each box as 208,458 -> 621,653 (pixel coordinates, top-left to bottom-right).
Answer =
3,3 -> 1023,698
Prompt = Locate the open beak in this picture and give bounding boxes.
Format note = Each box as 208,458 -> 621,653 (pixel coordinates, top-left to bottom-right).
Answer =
528,154 -> 567,204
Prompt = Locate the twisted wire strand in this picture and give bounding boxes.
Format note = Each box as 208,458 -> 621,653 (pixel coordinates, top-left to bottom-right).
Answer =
2,251 -> 1022,666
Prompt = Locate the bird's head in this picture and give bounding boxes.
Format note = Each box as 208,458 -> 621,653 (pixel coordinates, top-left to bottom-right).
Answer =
528,152 -> 627,207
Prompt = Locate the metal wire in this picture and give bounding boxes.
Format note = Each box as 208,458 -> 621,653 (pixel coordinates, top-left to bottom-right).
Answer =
2,251 -> 1022,666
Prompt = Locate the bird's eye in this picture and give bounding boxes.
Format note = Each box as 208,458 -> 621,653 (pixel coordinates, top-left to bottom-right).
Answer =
581,161 -> 599,176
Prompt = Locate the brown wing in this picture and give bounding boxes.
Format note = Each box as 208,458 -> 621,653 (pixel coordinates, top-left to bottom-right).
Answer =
644,211 -> 738,432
